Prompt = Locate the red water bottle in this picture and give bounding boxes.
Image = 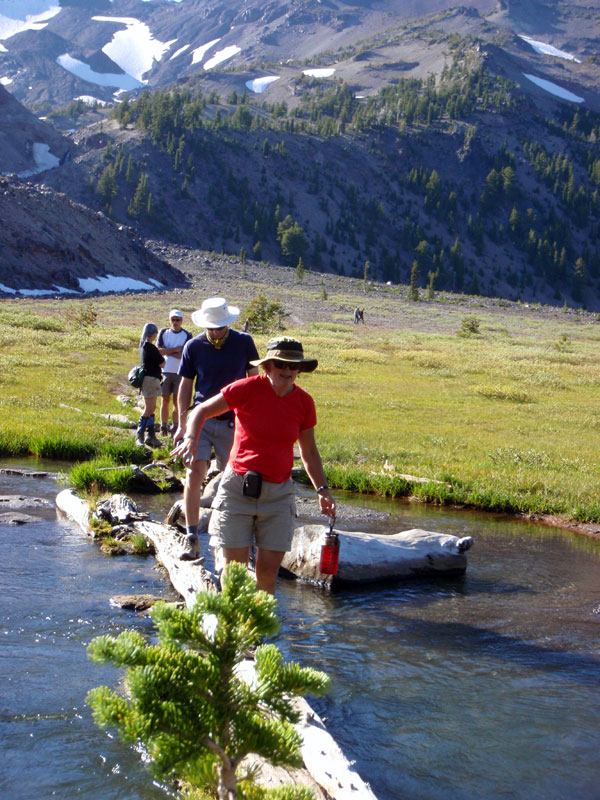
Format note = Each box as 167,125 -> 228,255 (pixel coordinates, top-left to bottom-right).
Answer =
319,517 -> 339,575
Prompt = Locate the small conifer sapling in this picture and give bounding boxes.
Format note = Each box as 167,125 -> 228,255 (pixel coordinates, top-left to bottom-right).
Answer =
86,563 -> 330,800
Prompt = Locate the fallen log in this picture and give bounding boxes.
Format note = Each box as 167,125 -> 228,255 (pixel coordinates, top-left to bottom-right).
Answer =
55,489 -> 377,800
282,524 -> 473,587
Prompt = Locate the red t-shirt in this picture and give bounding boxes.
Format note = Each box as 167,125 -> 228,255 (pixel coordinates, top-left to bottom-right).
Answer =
221,373 -> 317,483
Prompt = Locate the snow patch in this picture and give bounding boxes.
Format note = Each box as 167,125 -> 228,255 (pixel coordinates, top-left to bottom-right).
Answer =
57,53 -> 143,91
169,43 -> 190,61
523,73 -> 584,104
92,16 -> 175,82
18,287 -> 61,296
1,75 -> 12,84
148,278 -> 164,288
78,275 -> 157,293
203,45 -> 240,70
0,43 -> 7,52
191,38 -> 221,65
245,76 -> 280,93
519,35 -> 581,63
75,95 -> 109,106
303,68 -> 336,78
17,143 -> 60,178
0,282 -> 16,294
0,3 -> 59,40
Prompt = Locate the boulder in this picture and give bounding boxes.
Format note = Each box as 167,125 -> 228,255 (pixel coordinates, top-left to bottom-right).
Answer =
282,525 -> 473,587
201,471 -> 222,507
95,494 -> 146,525
139,462 -> 183,492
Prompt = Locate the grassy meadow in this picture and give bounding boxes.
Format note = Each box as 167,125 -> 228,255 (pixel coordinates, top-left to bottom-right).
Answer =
1,277 -> 599,523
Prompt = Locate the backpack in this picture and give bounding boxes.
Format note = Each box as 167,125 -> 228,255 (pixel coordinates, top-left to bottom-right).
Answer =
128,365 -> 146,389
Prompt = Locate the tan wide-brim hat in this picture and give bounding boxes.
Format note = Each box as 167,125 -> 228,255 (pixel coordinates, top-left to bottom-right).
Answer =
191,297 -> 240,329
250,337 -> 318,373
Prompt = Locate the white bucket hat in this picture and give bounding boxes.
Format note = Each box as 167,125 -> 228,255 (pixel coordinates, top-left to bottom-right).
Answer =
191,297 -> 240,329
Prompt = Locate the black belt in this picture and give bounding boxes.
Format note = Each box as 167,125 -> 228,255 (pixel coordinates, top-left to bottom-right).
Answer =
216,413 -> 233,421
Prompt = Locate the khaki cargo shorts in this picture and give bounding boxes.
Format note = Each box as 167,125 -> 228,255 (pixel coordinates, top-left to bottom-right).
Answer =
209,466 -> 296,552
141,375 -> 162,398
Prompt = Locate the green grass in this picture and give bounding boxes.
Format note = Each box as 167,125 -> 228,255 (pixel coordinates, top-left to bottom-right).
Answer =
69,458 -> 135,494
2,286 -> 600,523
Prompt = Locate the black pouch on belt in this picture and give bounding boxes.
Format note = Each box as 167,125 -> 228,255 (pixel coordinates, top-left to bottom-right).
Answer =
242,470 -> 262,498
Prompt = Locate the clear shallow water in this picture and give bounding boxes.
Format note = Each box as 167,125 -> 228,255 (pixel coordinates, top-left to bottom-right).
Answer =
2,466 -> 600,800
0,466 -> 175,800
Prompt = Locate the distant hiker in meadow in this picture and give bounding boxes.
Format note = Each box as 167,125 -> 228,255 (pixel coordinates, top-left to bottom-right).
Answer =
359,308 -> 365,323
353,307 -> 360,324
157,310 -> 192,437
173,297 -> 259,559
136,322 -> 164,449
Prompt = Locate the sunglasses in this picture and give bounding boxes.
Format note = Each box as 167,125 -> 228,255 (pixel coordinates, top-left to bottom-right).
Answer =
272,360 -> 301,370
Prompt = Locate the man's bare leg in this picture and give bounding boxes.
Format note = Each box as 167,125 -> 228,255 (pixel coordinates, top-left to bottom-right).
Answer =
184,459 -> 209,527
179,459 -> 209,560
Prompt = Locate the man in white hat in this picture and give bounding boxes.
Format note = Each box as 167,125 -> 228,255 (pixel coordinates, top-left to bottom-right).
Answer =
174,297 -> 259,558
157,310 -> 192,436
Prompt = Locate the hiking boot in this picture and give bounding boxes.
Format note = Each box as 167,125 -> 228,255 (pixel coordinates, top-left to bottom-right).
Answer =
144,430 -> 163,448
160,423 -> 169,436
179,532 -> 200,561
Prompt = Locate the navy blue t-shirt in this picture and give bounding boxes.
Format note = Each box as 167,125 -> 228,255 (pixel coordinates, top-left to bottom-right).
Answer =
178,329 -> 259,417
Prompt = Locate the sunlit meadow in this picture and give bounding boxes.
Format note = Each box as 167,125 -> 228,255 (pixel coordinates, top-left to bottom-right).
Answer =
1,277 -> 599,521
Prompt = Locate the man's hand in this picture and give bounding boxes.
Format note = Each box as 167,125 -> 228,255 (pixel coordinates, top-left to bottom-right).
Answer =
172,420 -> 186,446
171,436 -> 196,466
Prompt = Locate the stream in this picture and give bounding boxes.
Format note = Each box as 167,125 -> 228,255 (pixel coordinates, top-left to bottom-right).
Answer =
1,463 -> 599,800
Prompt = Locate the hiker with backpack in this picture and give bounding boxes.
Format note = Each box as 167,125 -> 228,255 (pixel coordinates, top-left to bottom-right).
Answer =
136,322 -> 165,448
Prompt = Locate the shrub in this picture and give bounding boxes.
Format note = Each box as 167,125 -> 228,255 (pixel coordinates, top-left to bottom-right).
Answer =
240,292 -> 289,334
457,315 -> 481,337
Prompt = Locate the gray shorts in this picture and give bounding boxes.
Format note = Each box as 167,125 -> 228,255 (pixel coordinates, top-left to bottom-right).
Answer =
208,466 -> 296,552
195,417 -> 235,470
161,372 -> 181,396
141,375 -> 162,398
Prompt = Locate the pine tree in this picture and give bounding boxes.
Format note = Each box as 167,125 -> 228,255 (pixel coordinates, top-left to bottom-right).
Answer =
409,260 -> 420,301
87,563 -> 328,800
128,172 -> 149,218
295,257 -> 305,284
96,165 -> 117,207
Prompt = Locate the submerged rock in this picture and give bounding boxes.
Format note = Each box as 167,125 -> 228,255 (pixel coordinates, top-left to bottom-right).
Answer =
0,512 -> 43,525
110,594 -> 167,611
0,495 -> 54,509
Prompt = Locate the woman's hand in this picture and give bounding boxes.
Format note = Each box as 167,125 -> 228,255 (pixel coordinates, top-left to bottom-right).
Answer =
318,489 -> 336,518
170,436 -> 196,466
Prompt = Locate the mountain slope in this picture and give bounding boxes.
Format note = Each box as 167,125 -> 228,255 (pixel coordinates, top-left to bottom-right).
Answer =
1,0 -> 597,112
0,174 -> 187,295
0,84 -> 70,176
35,30 -> 600,309
1,1 -> 599,307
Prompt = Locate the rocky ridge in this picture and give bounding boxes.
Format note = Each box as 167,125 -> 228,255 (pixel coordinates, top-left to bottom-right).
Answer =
0,175 -> 187,295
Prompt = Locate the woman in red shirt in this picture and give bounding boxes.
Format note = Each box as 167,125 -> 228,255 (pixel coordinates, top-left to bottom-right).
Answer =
171,337 -> 335,593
